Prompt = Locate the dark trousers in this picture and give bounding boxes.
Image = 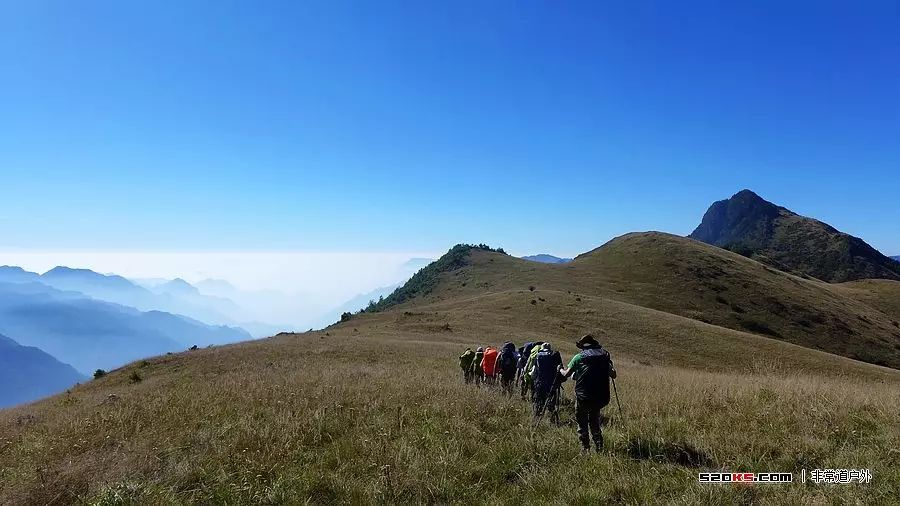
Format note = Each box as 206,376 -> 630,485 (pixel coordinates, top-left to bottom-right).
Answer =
532,383 -> 557,418
463,369 -> 474,384
575,398 -> 603,450
500,371 -> 515,395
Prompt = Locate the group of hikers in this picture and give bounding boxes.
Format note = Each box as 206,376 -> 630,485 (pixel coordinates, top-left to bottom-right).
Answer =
458,334 -> 616,452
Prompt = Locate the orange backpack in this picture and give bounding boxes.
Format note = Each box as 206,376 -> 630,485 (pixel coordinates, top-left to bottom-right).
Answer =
482,347 -> 499,376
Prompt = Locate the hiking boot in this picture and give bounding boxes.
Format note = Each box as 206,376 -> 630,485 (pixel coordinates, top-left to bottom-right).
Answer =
579,435 -> 591,452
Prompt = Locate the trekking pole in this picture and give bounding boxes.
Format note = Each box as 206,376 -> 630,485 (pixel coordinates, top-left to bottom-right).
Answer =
551,382 -> 562,425
540,374 -> 561,420
611,377 -> 624,426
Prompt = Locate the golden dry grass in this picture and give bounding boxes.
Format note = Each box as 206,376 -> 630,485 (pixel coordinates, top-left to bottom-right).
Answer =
1,318 -> 898,504
399,233 -> 900,368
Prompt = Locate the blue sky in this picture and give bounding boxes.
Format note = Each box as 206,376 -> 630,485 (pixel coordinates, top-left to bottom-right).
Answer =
2,1 -> 899,258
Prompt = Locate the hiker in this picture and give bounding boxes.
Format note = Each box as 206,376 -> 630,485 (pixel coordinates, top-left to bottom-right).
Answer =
559,334 -> 616,452
482,346 -> 499,385
495,341 -> 519,395
459,347 -> 477,384
518,341 -> 543,400
522,341 -> 544,401
532,344 -> 563,420
545,351 -> 567,424
471,347 -> 485,386
516,343 -> 527,385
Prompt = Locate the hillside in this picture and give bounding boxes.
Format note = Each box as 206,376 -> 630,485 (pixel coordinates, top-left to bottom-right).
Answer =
0,334 -> 85,408
3,237 -> 900,503
366,234 -> 900,369
689,190 -> 900,282
832,279 -> 900,322
2,286 -> 898,503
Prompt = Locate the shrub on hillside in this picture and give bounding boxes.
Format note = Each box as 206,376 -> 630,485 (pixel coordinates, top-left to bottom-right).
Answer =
93,369 -> 107,379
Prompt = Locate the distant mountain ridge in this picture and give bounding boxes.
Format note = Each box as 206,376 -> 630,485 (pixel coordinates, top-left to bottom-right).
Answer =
0,281 -> 252,374
0,333 -> 85,408
689,190 -> 900,282
521,254 -> 573,264
42,266 -> 138,292
0,266 -> 41,284
0,266 -> 282,336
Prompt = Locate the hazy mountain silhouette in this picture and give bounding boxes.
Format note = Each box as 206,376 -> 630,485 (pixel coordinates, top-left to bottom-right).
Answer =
193,256 -> 436,331
0,266 -> 41,284
1,266 -> 278,337
155,278 -> 199,296
41,267 -> 247,327
190,279 -> 302,334
339,284 -> 399,313
41,266 -> 150,301
131,277 -> 275,335
0,333 -> 85,408
521,254 -> 573,264
402,258 -> 435,271
0,282 -> 252,374
689,190 -> 900,282
195,278 -> 238,294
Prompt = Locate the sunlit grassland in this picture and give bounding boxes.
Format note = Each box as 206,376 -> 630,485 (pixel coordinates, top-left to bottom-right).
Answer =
2,327 -> 897,505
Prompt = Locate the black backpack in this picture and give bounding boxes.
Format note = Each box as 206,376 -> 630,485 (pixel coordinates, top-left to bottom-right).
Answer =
498,342 -> 518,374
519,341 -> 543,368
574,347 -> 612,406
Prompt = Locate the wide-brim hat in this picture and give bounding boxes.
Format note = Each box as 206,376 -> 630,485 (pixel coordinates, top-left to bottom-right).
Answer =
575,334 -> 600,349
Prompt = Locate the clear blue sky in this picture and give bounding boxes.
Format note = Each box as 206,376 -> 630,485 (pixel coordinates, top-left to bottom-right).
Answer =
2,1 -> 899,257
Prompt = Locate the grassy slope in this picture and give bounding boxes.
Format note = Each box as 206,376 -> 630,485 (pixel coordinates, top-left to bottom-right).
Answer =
832,279 -> 900,322
3,235 -> 900,503
2,326 -> 898,505
394,233 -> 900,368
767,212 -> 900,282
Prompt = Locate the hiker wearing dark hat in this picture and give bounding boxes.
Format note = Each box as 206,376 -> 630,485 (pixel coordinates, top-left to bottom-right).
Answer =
459,347 -> 477,384
559,334 -> 616,452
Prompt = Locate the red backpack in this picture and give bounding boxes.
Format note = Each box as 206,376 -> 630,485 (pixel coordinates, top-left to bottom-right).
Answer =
482,347 -> 499,376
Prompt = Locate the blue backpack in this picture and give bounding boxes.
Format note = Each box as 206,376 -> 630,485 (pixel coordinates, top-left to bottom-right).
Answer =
534,349 -> 561,388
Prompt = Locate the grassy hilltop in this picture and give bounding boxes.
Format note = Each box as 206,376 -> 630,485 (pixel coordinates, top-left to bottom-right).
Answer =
2,236 -> 900,504
368,233 -> 900,369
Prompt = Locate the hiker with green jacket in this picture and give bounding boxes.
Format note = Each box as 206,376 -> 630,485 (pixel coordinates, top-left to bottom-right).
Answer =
471,347 -> 485,386
522,342 -> 545,400
459,347 -> 477,384
559,334 -> 616,452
